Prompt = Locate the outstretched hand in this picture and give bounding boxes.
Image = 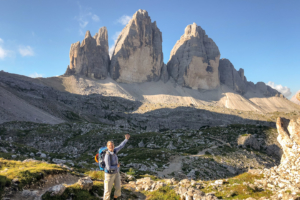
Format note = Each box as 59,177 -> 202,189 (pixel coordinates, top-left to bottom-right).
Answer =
125,134 -> 130,140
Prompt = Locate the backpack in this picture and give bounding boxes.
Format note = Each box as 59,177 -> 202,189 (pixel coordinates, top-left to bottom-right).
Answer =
95,147 -> 116,173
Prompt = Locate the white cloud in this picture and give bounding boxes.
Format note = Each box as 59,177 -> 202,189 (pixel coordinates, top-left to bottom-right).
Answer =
76,3 -> 100,35
267,81 -> 292,97
29,72 -> 43,78
109,31 -> 121,58
117,15 -> 132,25
19,46 -> 34,57
0,39 -> 13,60
92,14 -> 100,22
0,46 -> 8,59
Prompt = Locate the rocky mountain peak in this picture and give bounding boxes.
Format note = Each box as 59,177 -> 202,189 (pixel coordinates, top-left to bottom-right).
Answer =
110,9 -> 163,83
84,30 -> 92,39
167,23 -> 220,90
94,27 -> 108,50
64,27 -> 109,79
183,22 -> 202,38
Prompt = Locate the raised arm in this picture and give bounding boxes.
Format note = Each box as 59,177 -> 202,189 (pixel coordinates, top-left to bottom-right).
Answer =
114,134 -> 130,154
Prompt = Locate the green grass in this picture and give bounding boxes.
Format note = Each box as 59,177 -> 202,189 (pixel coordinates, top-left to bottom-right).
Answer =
0,158 -> 66,196
85,171 -> 105,180
42,181 -> 105,200
126,168 -> 136,176
201,172 -> 273,199
143,186 -> 180,200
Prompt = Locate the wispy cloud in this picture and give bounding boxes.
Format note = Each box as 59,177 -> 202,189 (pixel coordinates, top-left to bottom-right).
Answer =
29,72 -> 43,78
109,31 -> 121,58
76,3 -> 100,35
19,46 -> 34,57
92,14 -> 100,22
117,15 -> 132,25
0,46 -> 9,59
267,81 -> 292,97
0,38 -> 13,60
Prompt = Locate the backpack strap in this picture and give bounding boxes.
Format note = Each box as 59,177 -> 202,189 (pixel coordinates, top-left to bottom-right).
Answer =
104,151 -> 115,174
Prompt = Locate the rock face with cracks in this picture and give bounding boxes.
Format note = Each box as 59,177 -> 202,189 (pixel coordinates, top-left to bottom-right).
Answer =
167,23 -> 220,90
254,117 -> 300,198
276,117 -> 300,165
110,9 -> 164,83
219,58 -> 247,94
65,27 -> 110,79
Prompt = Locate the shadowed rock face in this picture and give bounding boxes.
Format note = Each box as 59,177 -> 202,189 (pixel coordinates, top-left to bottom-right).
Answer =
167,23 -> 220,90
110,9 -> 164,83
219,59 -> 247,94
276,117 -> 300,165
65,27 -> 109,79
219,58 -> 282,97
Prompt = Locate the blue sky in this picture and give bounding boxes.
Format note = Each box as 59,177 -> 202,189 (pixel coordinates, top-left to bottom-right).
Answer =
0,0 -> 299,98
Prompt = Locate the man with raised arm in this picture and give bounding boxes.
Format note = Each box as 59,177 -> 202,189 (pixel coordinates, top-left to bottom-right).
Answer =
103,134 -> 130,200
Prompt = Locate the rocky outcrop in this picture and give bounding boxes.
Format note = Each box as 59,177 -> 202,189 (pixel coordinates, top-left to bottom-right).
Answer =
167,23 -> 220,90
125,177 -> 218,200
65,27 -> 109,79
219,58 -> 247,94
291,90 -> 300,105
276,117 -> 300,165
237,134 -> 261,150
253,117 -> 300,198
110,9 -> 164,83
77,177 -> 93,190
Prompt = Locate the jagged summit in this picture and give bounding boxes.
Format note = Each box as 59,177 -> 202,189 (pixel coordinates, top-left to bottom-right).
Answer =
60,10 -> 287,105
219,58 -> 281,97
110,9 -> 164,83
65,27 -> 109,79
167,23 -> 220,90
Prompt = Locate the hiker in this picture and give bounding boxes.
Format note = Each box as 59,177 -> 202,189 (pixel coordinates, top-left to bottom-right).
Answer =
103,134 -> 130,200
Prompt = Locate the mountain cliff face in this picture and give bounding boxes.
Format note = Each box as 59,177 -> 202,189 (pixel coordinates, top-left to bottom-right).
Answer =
167,23 -> 220,90
219,58 -> 281,97
110,9 -> 164,83
61,9 -> 284,100
219,59 -> 247,94
65,27 -> 109,79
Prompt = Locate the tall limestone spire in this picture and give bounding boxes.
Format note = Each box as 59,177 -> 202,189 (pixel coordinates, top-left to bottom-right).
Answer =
65,27 -> 110,79
110,9 -> 164,83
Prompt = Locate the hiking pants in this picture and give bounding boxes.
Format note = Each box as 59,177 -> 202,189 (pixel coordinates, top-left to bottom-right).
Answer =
103,172 -> 121,200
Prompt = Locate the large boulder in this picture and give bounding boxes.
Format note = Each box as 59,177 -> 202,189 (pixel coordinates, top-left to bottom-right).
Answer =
65,27 -> 110,79
110,9 -> 164,83
219,58 -> 247,94
237,134 -> 261,150
77,177 -> 93,190
48,184 -> 66,196
167,23 -> 220,90
276,117 -> 300,165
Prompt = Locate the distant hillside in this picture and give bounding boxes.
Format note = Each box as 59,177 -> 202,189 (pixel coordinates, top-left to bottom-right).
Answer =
291,90 -> 300,105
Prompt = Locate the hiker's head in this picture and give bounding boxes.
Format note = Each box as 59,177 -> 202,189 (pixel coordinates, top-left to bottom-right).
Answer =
107,141 -> 114,151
